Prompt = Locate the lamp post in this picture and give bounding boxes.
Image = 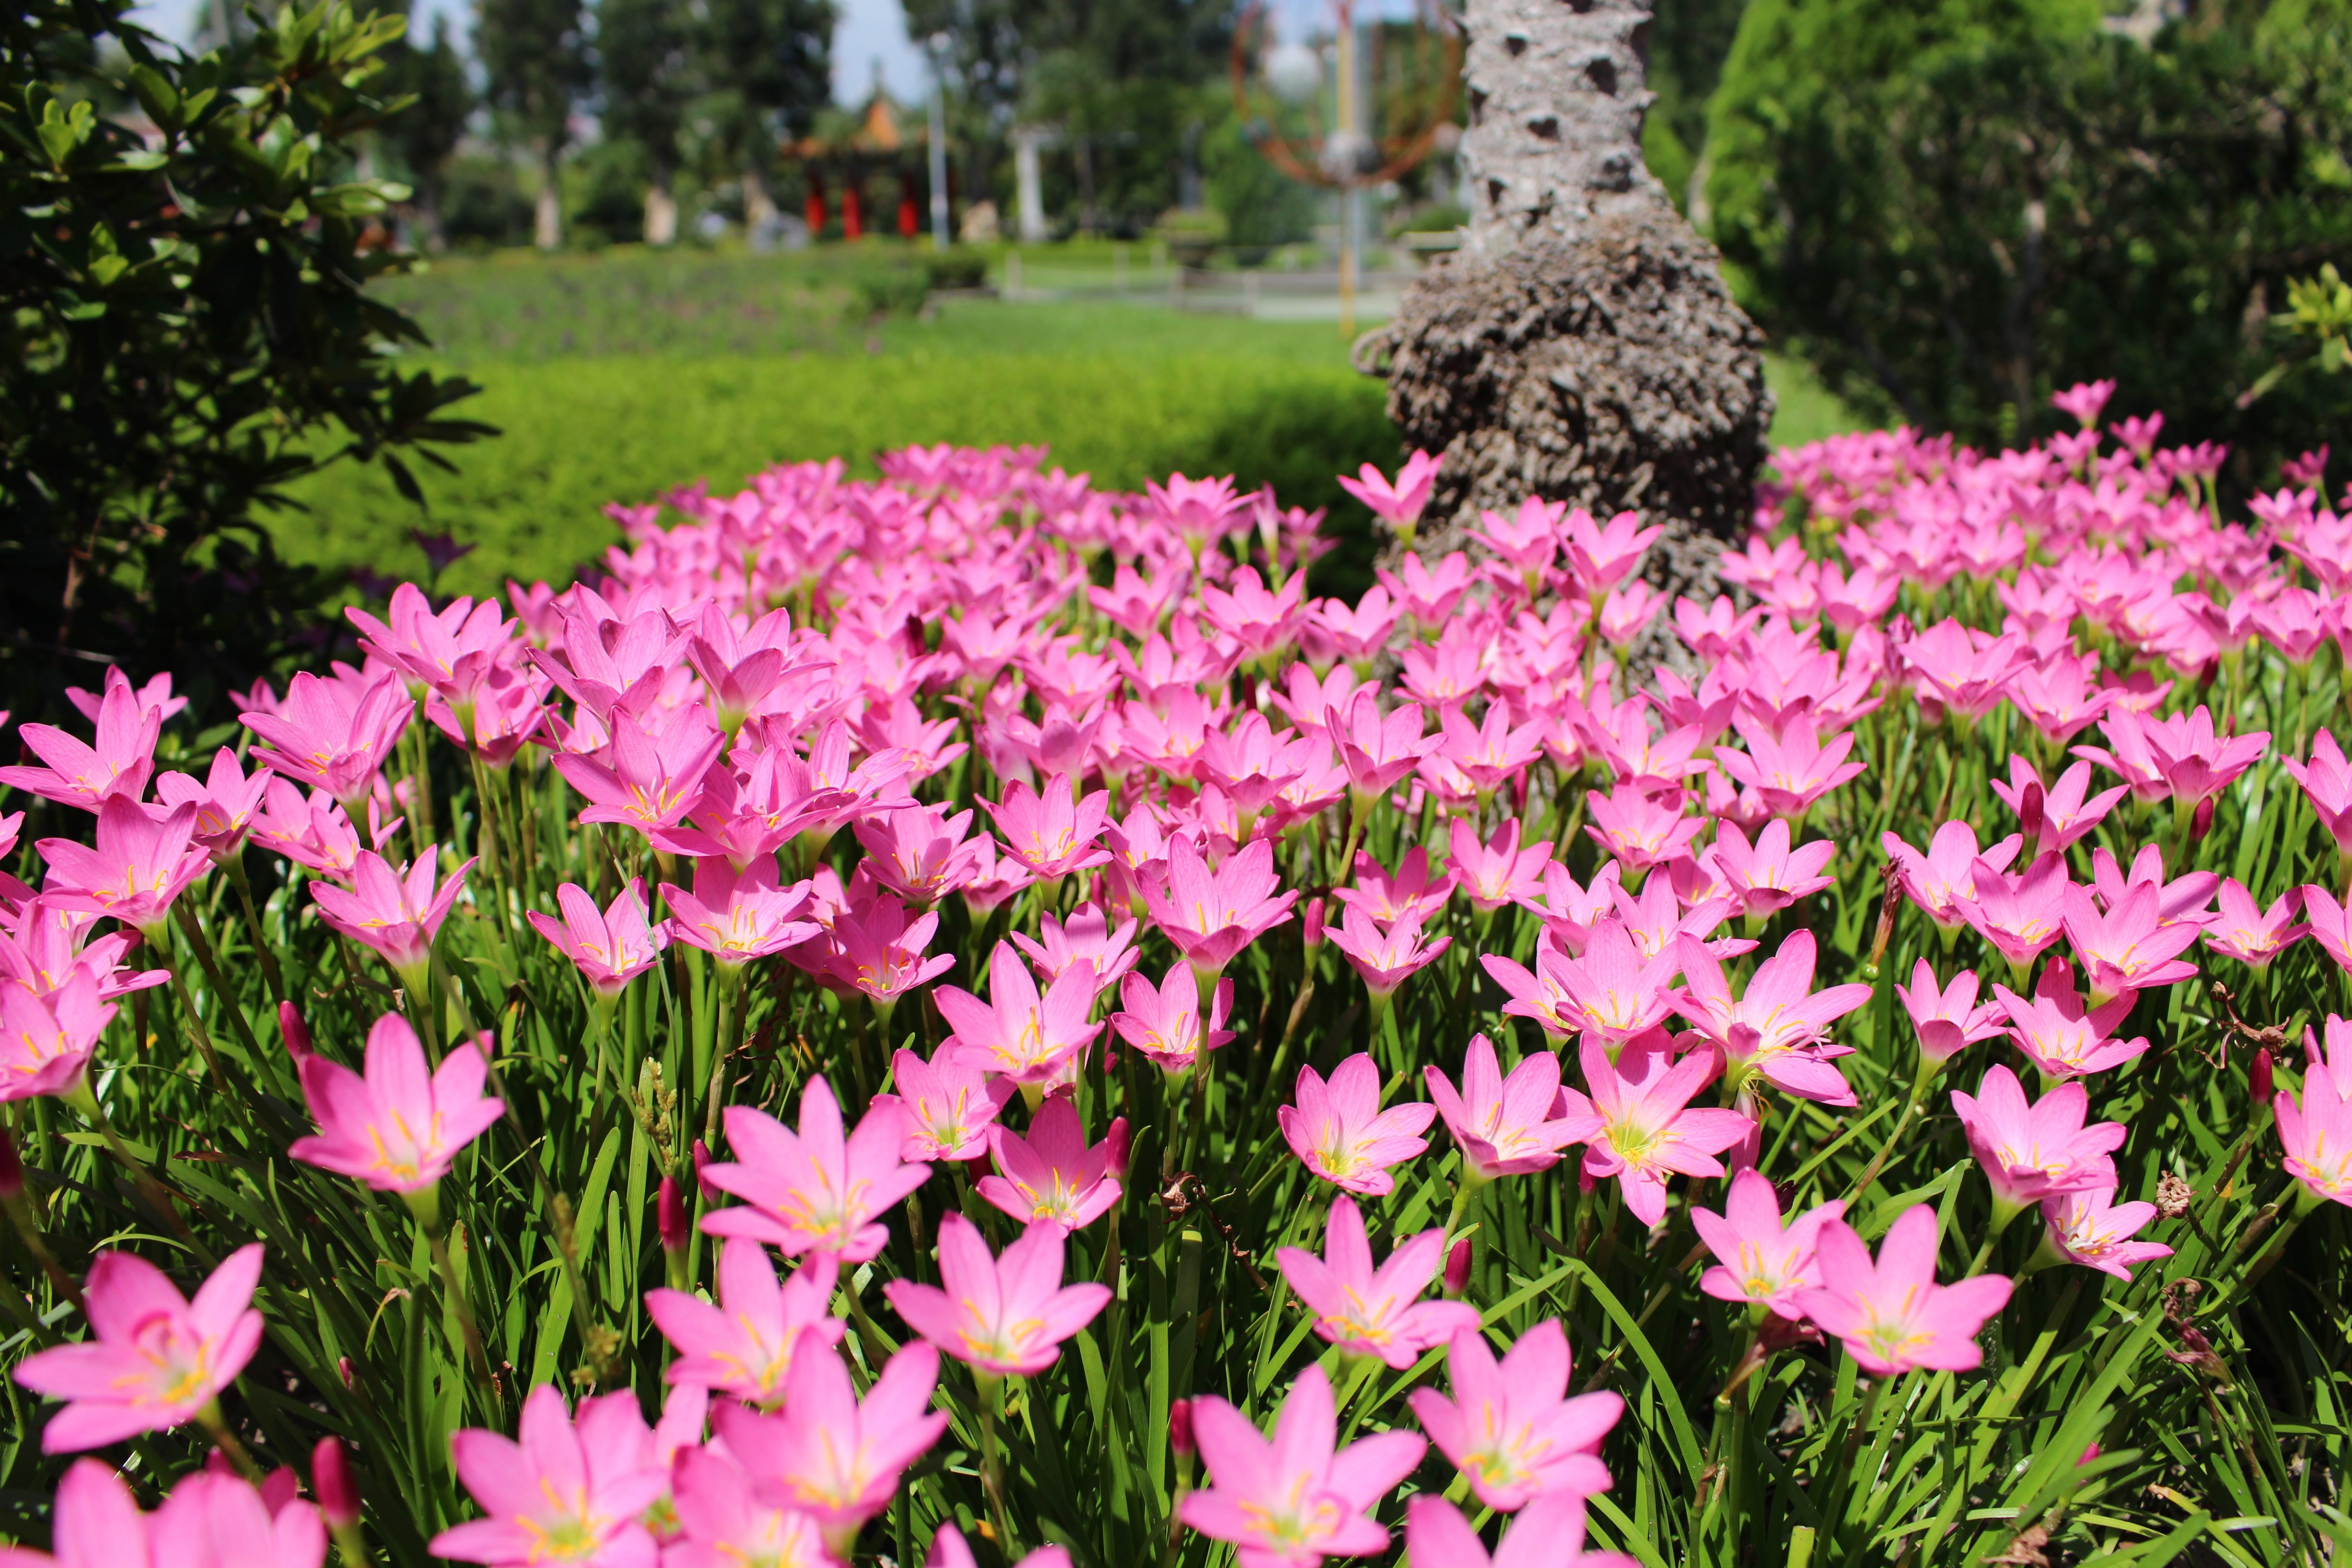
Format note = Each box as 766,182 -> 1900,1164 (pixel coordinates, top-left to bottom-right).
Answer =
926,33 -> 951,252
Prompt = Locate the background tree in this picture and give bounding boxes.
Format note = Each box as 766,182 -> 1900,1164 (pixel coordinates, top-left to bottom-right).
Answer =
597,0 -> 696,242
476,0 -> 592,248
0,0 -> 490,722
697,0 -> 837,233
377,5 -> 473,248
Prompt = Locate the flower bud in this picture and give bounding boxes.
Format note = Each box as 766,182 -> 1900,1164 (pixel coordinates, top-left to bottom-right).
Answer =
1443,1237 -> 1471,1297
1169,1398 -> 1194,1456
1303,897 -> 1326,952
2251,1046 -> 2274,1107
313,1436 -> 361,1529
2017,781 -> 2045,846
2190,797 -> 2214,844
658,1174 -> 689,1252
278,1002 -> 314,1063
1104,1117 -> 1132,1179
0,1127 -> 23,1203
692,1139 -> 718,1201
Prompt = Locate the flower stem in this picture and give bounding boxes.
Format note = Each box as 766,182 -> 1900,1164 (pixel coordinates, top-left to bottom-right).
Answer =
173,903 -> 267,1065
196,1400 -> 265,1484
978,1373 -> 1019,1558
416,1205 -> 499,1398
222,854 -> 287,1008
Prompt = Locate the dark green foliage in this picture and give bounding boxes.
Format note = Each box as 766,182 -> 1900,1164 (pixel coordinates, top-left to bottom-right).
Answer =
0,0 -> 490,722
1705,0 -> 2352,470
693,0 -> 838,206
476,0 -> 592,241
596,0 -> 695,187
374,5 -> 472,245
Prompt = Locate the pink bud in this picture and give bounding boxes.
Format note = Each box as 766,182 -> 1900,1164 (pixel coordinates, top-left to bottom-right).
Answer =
2018,781 -> 2044,843
1104,1116 -> 1131,1179
1443,1237 -> 1471,1296
1169,1398 -> 1194,1455
658,1174 -> 689,1252
0,1127 -> 22,1202
692,1139 -> 718,1201
1303,897 -> 1326,951
259,1467 -> 300,1517
2077,1441 -> 2101,1468
313,1436 -> 361,1529
2191,797 -> 2214,844
205,1449 -> 235,1477
338,1355 -> 357,1391
278,1001 -> 314,1062
2251,1046 -> 2274,1107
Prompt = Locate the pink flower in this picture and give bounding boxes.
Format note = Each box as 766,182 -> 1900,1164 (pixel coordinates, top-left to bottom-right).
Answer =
2309,885 -> 2352,976
1883,821 -> 2019,930
431,1383 -> 668,1567
855,804 -> 990,905
701,1075 -> 931,1262
882,1045 -> 1014,1161
346,583 -> 515,706
2038,1188 -> 2172,1280
1279,1054 -> 1436,1196
819,892 -> 957,1011
2277,1067 -> 2352,1208
646,1238 -> 844,1406
240,670 -> 412,810
1177,1362 -> 1426,1568
1990,962 -> 2147,1080
1901,621 -> 2031,721
1332,845 -> 1453,927
14,1244 -> 266,1452
1480,936 -> 1585,1042
1713,718 -> 1865,820
1330,692 -> 1439,804
977,1096 -> 1127,1231
660,857 -> 820,968
1563,509 -> 1662,598
1140,835 -> 1298,976
936,941 -> 1103,1088
1278,1194 -> 1479,1368
1337,449 -> 1443,536
1950,1065 -> 2125,1214
309,847 -> 475,988
0,675 -> 162,813
552,708 -> 727,838
1008,901 -> 1139,990
36,798 -> 211,938
2051,378 -> 2115,426
1893,961 -> 2005,1066
2283,730 -> 2352,858
1793,1206 -> 2014,1377
1424,1033 -> 1587,1181
2075,706 -> 2266,808
1692,1168 -> 1848,1320
711,1340 -> 948,1554
152,748 -> 271,862
1324,905 -> 1451,999
0,970 -> 115,1104
1668,930 -> 1871,1106
1,1460 -> 327,1568
1555,1035 -> 1754,1227
1402,1491 -> 1637,1568
1436,706 -> 1549,800
1989,757 -> 2126,854
2062,883 -> 2201,1001
1447,817 -> 1553,911
1583,784 -> 1705,871
2201,880 -> 2306,969
1406,1319 -> 1618,1511
885,1212 -> 1111,1377
289,1012 -> 503,1196
983,777 -> 1114,880
526,880 -> 667,995
1958,851 -> 2073,973
1553,920 -> 1683,1048
665,1446 -> 833,1568
1700,818 -> 1836,921
1106,963 -> 1230,1078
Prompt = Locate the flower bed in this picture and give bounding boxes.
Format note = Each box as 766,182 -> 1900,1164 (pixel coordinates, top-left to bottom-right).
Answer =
0,390 -> 2346,1566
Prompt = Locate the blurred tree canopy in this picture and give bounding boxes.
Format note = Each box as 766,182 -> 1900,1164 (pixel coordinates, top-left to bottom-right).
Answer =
1705,0 -> 2352,473
0,0 -> 490,720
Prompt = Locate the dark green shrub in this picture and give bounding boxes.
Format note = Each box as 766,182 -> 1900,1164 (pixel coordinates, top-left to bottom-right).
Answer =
852,266 -> 932,317
920,248 -> 990,292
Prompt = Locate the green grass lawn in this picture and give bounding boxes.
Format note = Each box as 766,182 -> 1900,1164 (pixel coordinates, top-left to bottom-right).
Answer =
284,245 -> 1864,597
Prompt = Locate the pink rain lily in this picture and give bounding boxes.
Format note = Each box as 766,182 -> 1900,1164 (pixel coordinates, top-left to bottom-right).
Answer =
1176,1361 -> 1426,1568
1140,835 -> 1299,976
1332,845 -> 1453,927
984,777 -> 1114,880
1693,1168 -> 1848,1320
1583,784 -> 1706,871
14,1244 -> 266,1453
431,1384 -> 668,1568
309,847 -> 475,989
2074,705 -> 2267,808
0,1460 -> 328,1568
347,582 -> 515,706
664,1446 -> 833,1568
2037,1188 -> 2173,1280
1562,508 -> 1662,598
240,669 -> 412,809
1893,960 -> 2006,1066
1277,1194 -> 1479,1368
2061,883 -> 2201,1001
701,1075 -> 931,1262
1713,717 -> 1865,820
1279,1053 -> 1436,1196
2277,1068 -> 2352,1209
2309,885 -> 2352,975
2052,378 -> 2114,426
2283,729 -> 2352,859
36,797 -> 211,938
1700,818 -> 1836,922
1950,1064 -> 2126,1216
1329,692 -> 1440,806
1008,901 -> 1140,990
0,674 -> 162,811
152,747 -> 271,862
1957,852 -> 2073,975
1324,905 -> 1450,1000
977,1096 -> 1127,1231
1402,1491 -> 1637,1568
1990,961 -> 2148,1081
552,708 -> 727,838
2202,880 -> 2306,969
1436,706 -> 1550,799
289,1012 -> 504,1199
660,856 -> 821,968
884,1212 -> 1112,1377
1555,1034 -> 1754,1227
711,1340 -> 948,1554
882,1046 -> 1015,1161
936,941 -> 1104,1089
0,970 -> 115,1104
1901,620 -> 2032,721
646,1239 -> 844,1406
1989,757 -> 2126,855
855,804 -> 991,905
526,880 -> 668,995
1425,1033 -> 1587,1181
1447,817 -> 1553,910
1668,930 -> 1871,1106
1793,1205 -> 2014,1377
1882,821 -> 2019,929
820,893 -> 957,1014
1481,935 -> 1586,1042
1107,961 -> 1236,1076
1336,449 -> 1443,538
1406,1319 -> 1619,1511
1553,920 -> 1683,1049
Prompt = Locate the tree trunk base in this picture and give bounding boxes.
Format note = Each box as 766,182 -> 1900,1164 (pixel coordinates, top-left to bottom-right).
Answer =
1359,203 -> 1774,678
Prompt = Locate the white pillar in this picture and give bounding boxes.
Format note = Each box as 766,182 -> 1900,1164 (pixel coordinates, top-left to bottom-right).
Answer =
1014,128 -> 1049,244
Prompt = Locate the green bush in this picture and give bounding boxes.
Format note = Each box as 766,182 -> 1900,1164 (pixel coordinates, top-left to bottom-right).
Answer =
1705,0 -> 2352,473
919,247 -> 990,292
851,266 -> 932,317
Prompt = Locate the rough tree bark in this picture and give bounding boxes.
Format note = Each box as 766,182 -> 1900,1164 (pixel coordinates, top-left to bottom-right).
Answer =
1357,0 -> 1772,675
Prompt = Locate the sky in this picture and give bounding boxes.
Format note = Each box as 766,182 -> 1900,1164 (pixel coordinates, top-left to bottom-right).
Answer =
132,0 -> 936,105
